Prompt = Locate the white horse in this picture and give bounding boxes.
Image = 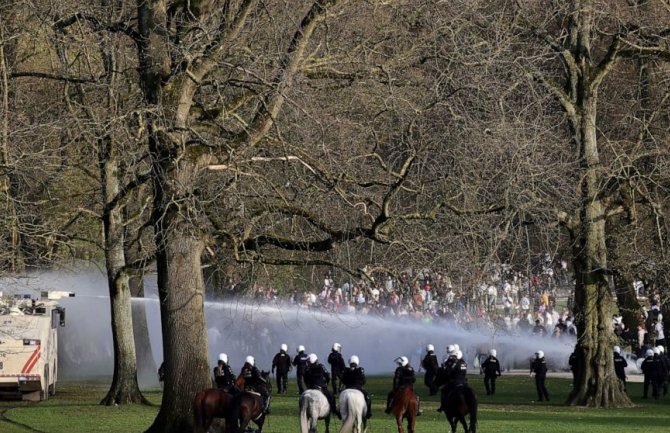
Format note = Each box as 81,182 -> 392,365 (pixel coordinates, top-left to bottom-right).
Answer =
339,389 -> 368,433
300,389 -> 332,433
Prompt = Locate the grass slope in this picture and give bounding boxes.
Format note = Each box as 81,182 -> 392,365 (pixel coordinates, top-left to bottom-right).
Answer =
1,375 -> 668,433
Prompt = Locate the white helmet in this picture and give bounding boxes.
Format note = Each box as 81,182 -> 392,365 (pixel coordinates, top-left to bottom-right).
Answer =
646,349 -> 654,358
456,350 -> 463,360
218,353 -> 228,363
427,344 -> 435,352
454,344 -> 460,352
395,356 -> 409,367
308,353 -> 318,364
535,350 -> 544,359
653,347 -> 661,355
659,346 -> 666,354
297,345 -> 305,353
490,349 -> 497,357
349,355 -> 360,366
281,343 -> 288,352
447,344 -> 455,354
613,346 -> 621,354
245,355 -> 255,366
333,342 -> 342,352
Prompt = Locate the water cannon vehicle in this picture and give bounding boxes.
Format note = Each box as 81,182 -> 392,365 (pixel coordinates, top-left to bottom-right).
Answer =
0,290 -> 74,400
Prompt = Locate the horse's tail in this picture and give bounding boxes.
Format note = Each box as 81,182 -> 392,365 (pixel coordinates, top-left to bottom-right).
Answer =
299,394 -> 310,433
338,392 -> 354,433
192,391 -> 205,433
464,386 -> 478,433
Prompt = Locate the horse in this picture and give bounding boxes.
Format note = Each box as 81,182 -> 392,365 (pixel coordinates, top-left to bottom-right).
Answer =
441,384 -> 477,433
388,385 -> 418,433
226,370 -> 272,433
338,389 -> 367,433
193,388 -> 234,433
300,389 -> 331,433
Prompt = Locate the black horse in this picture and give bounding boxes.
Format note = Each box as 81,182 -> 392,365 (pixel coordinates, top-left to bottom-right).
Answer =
226,370 -> 272,433
442,384 -> 477,433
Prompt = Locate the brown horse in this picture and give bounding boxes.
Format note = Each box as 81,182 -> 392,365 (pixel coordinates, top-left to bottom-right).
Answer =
193,388 -> 234,433
226,370 -> 272,433
389,385 -> 418,433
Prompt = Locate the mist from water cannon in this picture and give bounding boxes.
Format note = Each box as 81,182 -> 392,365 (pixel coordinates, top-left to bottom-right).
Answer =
1,267 -> 576,382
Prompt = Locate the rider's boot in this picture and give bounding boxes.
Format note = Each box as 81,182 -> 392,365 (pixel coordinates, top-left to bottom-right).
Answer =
417,396 -> 423,416
365,396 -> 372,419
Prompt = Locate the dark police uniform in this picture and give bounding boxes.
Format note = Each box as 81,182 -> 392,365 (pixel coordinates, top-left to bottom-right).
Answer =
613,351 -> 628,390
660,351 -> 670,396
421,350 -> 439,395
293,350 -> 309,393
481,355 -> 501,395
386,364 -> 418,414
530,356 -> 549,401
272,349 -> 292,394
438,358 -> 467,412
240,362 -> 269,412
568,350 -> 580,390
304,361 -> 339,417
213,361 -> 235,391
641,353 -> 660,399
342,365 -> 372,418
328,349 -> 346,395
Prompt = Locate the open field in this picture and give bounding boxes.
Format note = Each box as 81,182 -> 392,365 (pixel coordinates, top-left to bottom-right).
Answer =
1,375 -> 668,433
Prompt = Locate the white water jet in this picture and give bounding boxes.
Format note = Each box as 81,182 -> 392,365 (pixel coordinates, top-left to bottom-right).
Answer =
1,268 -> 575,382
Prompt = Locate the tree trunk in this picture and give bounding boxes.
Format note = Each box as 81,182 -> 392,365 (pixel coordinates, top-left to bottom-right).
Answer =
144,133 -> 211,432
566,96 -> 633,407
100,137 -> 149,405
613,267 -> 642,345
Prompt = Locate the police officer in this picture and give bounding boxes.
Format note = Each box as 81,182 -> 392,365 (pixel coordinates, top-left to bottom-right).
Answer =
530,350 -> 549,402
658,346 -> 670,397
481,349 -> 501,395
327,342 -> 346,395
613,346 -> 628,390
641,348 -> 659,399
213,353 -> 236,391
568,349 -> 580,390
654,346 -> 668,397
385,356 -> 422,415
293,345 -> 309,394
421,344 -> 439,395
240,356 -> 270,413
438,350 -> 467,412
304,353 -> 340,418
272,343 -> 292,394
341,355 -> 372,419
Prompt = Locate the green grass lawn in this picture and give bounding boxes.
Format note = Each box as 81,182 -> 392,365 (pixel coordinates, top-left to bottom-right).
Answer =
1,375 -> 668,433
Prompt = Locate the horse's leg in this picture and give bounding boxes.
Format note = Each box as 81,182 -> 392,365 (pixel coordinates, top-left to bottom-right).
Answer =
395,414 -> 405,433
408,414 -> 415,433
459,415 -> 468,433
325,414 -> 331,433
448,416 -> 457,433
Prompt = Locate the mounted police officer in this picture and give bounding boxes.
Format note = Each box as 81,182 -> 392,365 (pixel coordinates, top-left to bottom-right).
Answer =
641,348 -> 659,399
304,353 -> 340,419
438,350 -> 467,412
421,344 -> 439,395
240,355 -> 270,414
272,343 -> 292,394
481,348 -> 501,395
341,355 -> 372,419
530,350 -> 549,402
293,345 -> 309,394
213,353 -> 236,391
613,346 -> 628,391
327,342 -> 346,395
385,356 -> 422,415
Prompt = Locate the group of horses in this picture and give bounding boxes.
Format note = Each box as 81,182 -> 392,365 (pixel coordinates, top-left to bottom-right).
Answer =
192,373 -> 477,433
193,371 -> 271,433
